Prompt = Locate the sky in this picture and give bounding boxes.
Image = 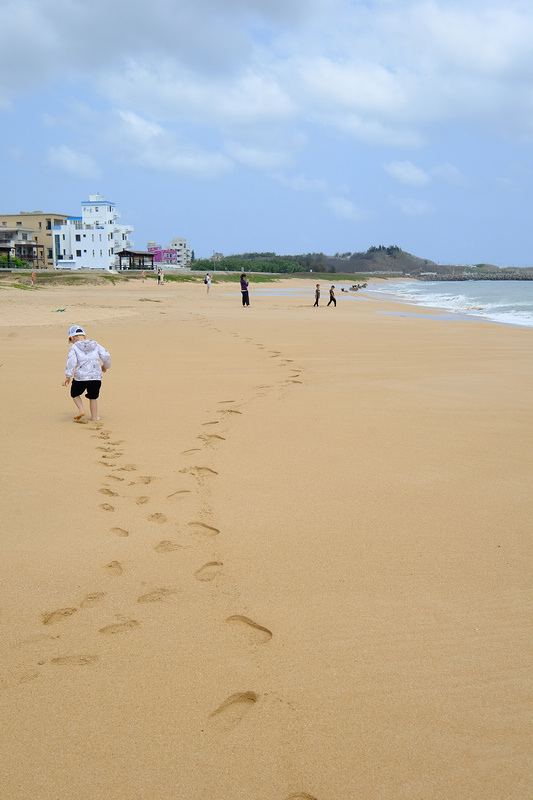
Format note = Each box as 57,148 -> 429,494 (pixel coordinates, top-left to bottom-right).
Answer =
2,0 -> 533,265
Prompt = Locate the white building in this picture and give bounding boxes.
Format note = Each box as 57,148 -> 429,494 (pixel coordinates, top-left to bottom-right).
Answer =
53,194 -> 133,270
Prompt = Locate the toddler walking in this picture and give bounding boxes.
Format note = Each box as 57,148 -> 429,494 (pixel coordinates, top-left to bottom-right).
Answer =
62,325 -> 111,422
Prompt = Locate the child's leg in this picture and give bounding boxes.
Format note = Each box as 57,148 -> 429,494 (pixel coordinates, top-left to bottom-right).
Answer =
89,398 -> 100,422
72,394 -> 85,419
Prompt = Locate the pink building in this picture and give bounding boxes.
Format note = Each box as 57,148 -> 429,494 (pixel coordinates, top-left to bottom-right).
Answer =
147,238 -> 190,267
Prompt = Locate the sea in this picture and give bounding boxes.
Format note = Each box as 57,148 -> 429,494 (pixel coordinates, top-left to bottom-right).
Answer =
366,280 -> 533,328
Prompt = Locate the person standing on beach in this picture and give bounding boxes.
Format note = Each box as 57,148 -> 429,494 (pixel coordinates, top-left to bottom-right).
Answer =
157,268 -> 164,285
205,273 -> 211,294
327,285 -> 336,307
313,284 -> 320,307
141,270 -> 146,282
31,270 -> 36,287
240,273 -> 250,306
62,325 -> 111,422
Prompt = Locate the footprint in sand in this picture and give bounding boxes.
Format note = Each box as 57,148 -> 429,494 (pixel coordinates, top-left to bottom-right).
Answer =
148,512 -> 167,523
209,692 -> 259,733
285,795 -> 319,800
130,476 -> 155,485
136,496 -> 149,505
100,503 -> 115,512
111,527 -> 129,537
100,453 -> 122,460
106,474 -> 124,482
154,540 -> 184,553
80,592 -> 106,608
113,464 -> 137,472
1,671 -> 40,691
96,446 -> 116,452
99,620 -> 139,635
188,521 -> 220,538
167,490 -> 191,502
182,448 -> 202,455
217,408 -> 241,415
201,421 -> 220,426
197,434 -> 225,445
194,562 -> 223,582
104,560 -> 123,575
179,466 -> 218,479
12,633 -> 59,650
42,608 -> 78,625
137,588 -> 179,603
218,400 -> 236,404
50,655 -> 99,666
226,615 -> 273,644
99,488 -> 118,497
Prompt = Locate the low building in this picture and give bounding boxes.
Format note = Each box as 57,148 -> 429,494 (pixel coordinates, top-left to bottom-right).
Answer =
116,250 -> 155,271
0,211 -> 69,268
0,226 -> 45,267
53,194 -> 133,270
147,237 -> 190,267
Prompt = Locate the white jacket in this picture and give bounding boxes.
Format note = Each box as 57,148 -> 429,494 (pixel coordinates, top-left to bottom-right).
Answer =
65,339 -> 111,381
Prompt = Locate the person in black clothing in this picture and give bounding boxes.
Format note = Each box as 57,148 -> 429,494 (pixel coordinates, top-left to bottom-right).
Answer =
327,285 -> 336,307
313,284 -> 320,307
240,273 -> 250,306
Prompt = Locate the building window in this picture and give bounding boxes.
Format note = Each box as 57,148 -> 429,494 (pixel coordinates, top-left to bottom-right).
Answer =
100,250 -> 102,256
39,222 -> 42,229
75,234 -> 81,241
46,219 -> 51,230
16,221 -> 22,226
48,248 -> 53,259
63,234 -> 65,240
76,250 -> 81,257
95,207 -> 98,212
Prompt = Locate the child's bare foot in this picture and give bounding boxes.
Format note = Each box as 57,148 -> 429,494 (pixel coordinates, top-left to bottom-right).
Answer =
90,416 -> 101,422
74,411 -> 85,421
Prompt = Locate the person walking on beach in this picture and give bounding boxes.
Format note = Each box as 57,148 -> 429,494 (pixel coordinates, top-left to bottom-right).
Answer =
157,268 -> 164,285
240,273 -> 250,306
205,273 -> 211,294
313,284 -> 320,307
141,270 -> 146,282
327,285 -> 336,307
62,325 -> 111,422
31,270 -> 36,287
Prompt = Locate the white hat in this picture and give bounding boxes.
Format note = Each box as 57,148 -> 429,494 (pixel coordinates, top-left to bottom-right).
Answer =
68,325 -> 85,337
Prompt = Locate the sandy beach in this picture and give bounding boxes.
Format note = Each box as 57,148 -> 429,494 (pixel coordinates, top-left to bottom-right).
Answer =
1,276 -> 531,800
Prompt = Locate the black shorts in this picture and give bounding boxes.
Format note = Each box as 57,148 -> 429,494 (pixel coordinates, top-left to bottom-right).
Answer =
71,379 -> 102,400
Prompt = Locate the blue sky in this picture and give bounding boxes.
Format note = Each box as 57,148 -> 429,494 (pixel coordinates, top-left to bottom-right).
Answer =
2,0 -> 533,265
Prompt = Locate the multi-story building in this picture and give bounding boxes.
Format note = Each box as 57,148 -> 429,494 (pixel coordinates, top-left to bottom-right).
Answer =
53,194 -> 133,270
0,226 -> 44,266
147,237 -> 191,267
0,211 -> 69,268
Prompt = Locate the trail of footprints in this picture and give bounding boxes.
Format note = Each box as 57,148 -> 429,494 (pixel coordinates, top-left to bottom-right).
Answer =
10,323 -> 314,799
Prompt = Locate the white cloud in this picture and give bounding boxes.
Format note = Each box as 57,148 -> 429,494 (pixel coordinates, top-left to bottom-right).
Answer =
431,163 -> 466,186
47,146 -> 101,180
110,111 -> 233,179
326,196 -> 366,222
383,160 -> 431,186
389,196 -> 434,216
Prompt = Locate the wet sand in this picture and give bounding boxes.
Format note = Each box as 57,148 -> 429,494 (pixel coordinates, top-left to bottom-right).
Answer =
1,277 -> 531,799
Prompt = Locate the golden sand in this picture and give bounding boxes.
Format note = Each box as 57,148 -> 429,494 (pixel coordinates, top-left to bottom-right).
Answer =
1,278 -> 531,799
